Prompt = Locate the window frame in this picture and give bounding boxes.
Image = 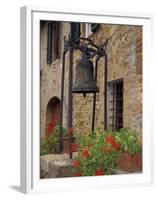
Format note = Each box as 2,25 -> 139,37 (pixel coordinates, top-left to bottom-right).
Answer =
85,23 -> 99,37
46,21 -> 60,64
107,78 -> 124,131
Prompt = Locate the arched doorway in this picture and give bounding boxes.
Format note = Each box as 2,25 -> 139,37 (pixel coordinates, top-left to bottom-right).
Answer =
45,97 -> 61,136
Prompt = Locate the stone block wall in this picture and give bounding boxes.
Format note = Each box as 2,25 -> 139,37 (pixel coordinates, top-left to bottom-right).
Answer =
40,21 -> 142,138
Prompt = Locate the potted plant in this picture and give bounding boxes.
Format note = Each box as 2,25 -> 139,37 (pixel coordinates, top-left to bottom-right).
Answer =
62,127 -> 77,153
71,128 -> 142,176
48,125 -> 77,154
71,131 -> 121,176
115,128 -> 142,172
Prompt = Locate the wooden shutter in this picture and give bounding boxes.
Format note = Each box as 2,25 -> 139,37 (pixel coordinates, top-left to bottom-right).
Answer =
91,23 -> 99,33
70,22 -> 80,43
47,22 -> 53,64
52,22 -> 60,60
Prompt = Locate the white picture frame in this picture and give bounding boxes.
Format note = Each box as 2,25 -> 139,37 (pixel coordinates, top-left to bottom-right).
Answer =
20,6 -> 153,194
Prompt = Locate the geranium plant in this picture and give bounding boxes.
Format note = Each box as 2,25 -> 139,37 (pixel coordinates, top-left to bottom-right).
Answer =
40,125 -> 77,155
40,124 -> 67,155
115,128 -> 142,155
72,128 -> 142,176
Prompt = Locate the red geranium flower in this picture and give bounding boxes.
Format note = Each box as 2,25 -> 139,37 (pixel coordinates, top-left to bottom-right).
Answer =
112,142 -> 120,150
82,149 -> 89,158
67,127 -> 73,135
105,134 -> 115,144
71,143 -> 77,152
47,122 -> 53,134
94,168 -> 103,176
72,159 -> 80,167
76,172 -> 82,176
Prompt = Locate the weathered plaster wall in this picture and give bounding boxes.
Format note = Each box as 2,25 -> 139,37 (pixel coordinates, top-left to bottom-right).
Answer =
40,21 -> 70,137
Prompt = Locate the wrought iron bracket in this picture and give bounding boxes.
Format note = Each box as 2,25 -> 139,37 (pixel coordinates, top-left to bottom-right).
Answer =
59,36 -> 108,159
64,36 -> 108,59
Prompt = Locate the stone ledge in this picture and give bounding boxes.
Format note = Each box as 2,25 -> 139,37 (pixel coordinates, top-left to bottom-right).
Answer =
110,168 -> 142,175
40,153 -> 142,179
40,153 -> 77,179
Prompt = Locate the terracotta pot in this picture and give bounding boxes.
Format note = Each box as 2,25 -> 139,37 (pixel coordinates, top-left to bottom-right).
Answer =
62,137 -> 76,153
62,137 -> 70,153
116,152 -> 142,172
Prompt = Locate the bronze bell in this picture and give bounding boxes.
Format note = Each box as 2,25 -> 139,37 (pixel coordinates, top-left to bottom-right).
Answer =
72,56 -> 99,97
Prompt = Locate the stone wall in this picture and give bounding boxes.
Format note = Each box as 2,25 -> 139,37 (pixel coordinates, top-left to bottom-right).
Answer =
40,22 -> 142,138
40,21 -> 70,137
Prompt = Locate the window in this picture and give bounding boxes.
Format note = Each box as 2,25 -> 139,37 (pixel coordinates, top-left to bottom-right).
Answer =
46,21 -> 60,64
69,22 -> 99,42
107,79 -> 123,131
85,23 -> 99,37
70,22 -> 80,43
